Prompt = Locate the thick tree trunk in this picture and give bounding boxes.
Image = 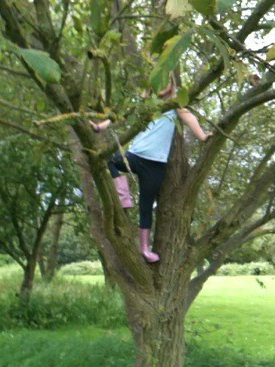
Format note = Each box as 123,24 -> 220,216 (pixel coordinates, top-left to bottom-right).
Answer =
19,257 -> 36,305
124,286 -> 188,367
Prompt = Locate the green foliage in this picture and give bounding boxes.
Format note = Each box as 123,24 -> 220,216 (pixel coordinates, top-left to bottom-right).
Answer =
90,0 -> 112,38
0,254 -> 15,267
16,48 -> 61,84
198,27 -> 231,70
189,0 -> 217,16
0,332 -> 135,367
217,262 -> 275,276
185,343 -> 274,367
58,261 -> 103,276
266,45 -> 275,62
0,330 -> 274,367
217,0 -> 238,14
150,25 -> 179,55
99,30 -> 122,50
0,274 -> 126,330
55,221 -> 97,266
175,86 -> 189,107
150,31 -> 193,92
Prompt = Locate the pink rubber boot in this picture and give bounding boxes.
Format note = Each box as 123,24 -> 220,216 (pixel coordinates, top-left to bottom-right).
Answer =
140,228 -> 160,263
113,176 -> 134,208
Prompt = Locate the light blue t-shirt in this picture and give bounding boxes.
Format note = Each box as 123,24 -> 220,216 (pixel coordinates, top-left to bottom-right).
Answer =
128,110 -> 177,163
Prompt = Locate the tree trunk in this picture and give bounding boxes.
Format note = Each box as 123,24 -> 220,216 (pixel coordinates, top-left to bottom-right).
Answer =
124,285 -> 188,367
45,210 -> 64,281
19,256 -> 36,306
38,247 -> 46,278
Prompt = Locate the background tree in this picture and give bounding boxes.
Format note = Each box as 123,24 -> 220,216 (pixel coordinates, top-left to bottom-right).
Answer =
0,0 -> 275,366
0,132 -> 78,303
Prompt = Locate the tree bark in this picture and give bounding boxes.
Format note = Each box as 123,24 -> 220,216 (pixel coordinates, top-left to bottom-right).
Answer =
45,209 -> 65,282
124,286 -> 188,367
19,256 -> 36,305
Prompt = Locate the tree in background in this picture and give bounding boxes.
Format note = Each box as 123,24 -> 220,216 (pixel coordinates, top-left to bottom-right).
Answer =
0,132 -> 79,303
0,0 -> 275,366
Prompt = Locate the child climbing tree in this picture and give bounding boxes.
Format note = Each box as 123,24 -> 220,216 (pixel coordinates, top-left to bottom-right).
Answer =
0,1 -> 274,366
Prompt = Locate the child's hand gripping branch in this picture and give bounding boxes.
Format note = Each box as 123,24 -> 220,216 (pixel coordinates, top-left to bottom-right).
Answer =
177,108 -> 214,142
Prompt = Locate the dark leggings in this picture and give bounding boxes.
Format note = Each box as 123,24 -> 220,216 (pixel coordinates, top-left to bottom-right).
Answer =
108,151 -> 166,228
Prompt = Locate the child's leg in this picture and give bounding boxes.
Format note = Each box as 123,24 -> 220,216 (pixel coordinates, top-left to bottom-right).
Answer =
107,152 -> 138,208
108,151 -> 137,177
138,159 -> 166,262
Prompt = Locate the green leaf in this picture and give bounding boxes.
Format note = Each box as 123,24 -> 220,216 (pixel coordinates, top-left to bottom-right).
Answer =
233,61 -> 247,86
188,0 -> 217,16
150,31 -> 193,93
17,48 -> 61,84
99,30 -> 121,50
150,26 -> 179,55
217,0 -> 237,14
175,87 -> 189,107
198,27 -> 231,70
266,45 -> 275,62
72,16 -> 83,34
166,0 -> 193,19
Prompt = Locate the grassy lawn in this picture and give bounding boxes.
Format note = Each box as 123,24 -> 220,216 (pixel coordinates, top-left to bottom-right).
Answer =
187,276 -> 275,360
0,268 -> 274,366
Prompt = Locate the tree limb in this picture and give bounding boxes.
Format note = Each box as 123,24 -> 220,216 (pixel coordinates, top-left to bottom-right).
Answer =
0,239 -> 26,269
33,0 -> 56,53
187,87 -> 275,204
194,160 -> 275,262
186,211 -> 275,311
0,188 -> 30,259
189,0 -> 275,101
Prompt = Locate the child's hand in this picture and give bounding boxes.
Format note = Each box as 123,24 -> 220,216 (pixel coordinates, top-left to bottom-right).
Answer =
88,120 -> 99,131
202,132 -> 214,142
88,119 -> 111,132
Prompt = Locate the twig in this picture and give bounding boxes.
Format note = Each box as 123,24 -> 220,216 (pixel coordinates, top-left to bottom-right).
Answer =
110,0 -> 135,26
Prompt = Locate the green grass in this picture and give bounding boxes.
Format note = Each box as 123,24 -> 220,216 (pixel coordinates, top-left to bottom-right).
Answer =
187,276 -> 275,360
0,271 -> 274,366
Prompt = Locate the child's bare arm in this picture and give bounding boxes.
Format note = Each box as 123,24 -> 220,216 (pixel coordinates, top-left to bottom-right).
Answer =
177,108 -> 213,142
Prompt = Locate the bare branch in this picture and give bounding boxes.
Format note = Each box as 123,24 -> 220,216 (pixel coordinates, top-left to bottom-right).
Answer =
189,0 -> 275,101
194,161 -> 275,260
0,239 -> 26,269
87,50 -> 112,107
236,0 -> 275,43
33,0 -> 56,53
186,210 -> 275,311
0,188 -> 30,259
32,185 -> 63,258
187,88 -> 275,202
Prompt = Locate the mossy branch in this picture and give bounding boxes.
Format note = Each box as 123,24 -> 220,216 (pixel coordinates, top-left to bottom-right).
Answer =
87,49 -> 112,107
